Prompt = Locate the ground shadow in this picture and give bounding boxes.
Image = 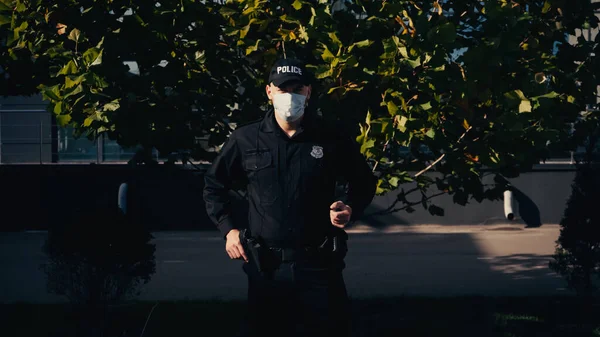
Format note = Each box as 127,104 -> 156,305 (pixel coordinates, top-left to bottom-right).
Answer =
343,232 -> 567,299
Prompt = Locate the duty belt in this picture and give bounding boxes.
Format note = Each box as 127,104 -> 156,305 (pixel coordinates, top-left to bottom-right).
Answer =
268,246 -> 326,262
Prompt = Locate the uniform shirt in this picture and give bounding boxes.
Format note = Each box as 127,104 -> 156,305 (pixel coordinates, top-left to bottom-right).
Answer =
203,110 -> 377,248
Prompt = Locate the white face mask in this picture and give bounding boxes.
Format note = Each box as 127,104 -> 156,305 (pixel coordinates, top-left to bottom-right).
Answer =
272,92 -> 306,123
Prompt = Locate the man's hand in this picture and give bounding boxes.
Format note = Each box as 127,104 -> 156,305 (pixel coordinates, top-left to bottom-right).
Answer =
225,229 -> 248,262
330,201 -> 352,228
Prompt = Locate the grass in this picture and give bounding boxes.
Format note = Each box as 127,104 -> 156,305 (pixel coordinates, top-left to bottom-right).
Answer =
1,296 -> 600,337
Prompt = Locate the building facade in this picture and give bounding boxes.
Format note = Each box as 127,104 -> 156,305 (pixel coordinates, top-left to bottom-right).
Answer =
0,94 -> 139,164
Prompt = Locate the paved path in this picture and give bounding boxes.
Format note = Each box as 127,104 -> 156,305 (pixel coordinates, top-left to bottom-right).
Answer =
0,225 -> 570,304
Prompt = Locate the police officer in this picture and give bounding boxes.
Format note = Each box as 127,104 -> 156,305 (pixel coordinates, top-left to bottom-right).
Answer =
203,58 -> 377,337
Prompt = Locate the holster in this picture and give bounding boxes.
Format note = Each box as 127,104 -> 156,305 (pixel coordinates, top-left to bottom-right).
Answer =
329,228 -> 348,260
239,228 -> 275,273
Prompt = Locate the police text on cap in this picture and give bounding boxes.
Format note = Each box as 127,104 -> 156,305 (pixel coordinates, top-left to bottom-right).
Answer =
277,65 -> 302,75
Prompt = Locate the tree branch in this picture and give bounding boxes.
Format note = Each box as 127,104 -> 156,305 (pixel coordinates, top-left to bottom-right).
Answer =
363,186 -> 422,217
372,139 -> 391,172
414,153 -> 446,177
365,191 -> 448,217
413,125 -> 472,178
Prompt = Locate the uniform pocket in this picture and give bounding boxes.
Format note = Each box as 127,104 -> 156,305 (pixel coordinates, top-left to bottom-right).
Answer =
243,150 -> 277,205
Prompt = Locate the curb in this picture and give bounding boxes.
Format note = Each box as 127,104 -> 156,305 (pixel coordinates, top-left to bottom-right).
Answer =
345,224 -> 560,234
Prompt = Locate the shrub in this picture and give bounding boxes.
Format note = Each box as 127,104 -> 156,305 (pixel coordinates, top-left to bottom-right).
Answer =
41,206 -> 156,308
550,165 -> 600,297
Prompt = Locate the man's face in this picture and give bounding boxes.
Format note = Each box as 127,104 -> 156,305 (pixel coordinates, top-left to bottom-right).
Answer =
266,81 -> 311,102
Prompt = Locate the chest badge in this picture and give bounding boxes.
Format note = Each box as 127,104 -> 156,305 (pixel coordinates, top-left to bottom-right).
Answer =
310,145 -> 324,159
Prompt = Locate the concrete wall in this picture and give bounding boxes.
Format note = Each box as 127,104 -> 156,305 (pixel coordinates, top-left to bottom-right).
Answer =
364,168 -> 574,228
0,164 -> 575,232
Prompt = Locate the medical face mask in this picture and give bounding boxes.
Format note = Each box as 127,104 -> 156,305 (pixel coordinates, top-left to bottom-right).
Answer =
272,92 -> 307,123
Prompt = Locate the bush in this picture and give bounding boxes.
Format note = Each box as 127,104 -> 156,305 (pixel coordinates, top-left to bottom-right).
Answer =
41,206 -> 156,308
550,165 -> 600,297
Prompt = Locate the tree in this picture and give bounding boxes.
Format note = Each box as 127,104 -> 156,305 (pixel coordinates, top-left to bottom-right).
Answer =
1,0 -> 264,163
549,158 -> 600,297
549,106 -> 600,297
1,0 -> 599,214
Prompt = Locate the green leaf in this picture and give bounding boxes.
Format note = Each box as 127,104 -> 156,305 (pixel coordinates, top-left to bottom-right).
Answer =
387,100 -> 398,115
519,100 -> 532,113
245,39 -> 261,56
292,0 -> 303,10
312,64 -> 333,79
53,102 -> 64,114
63,84 -> 83,98
327,86 -> 344,94
0,1 -> 11,11
420,102 -> 432,110
42,85 -> 62,101
0,14 -> 10,26
11,21 -> 28,44
349,39 -> 372,52
56,114 -> 72,126
195,50 -> 206,63
219,7 -> 238,17
389,176 -> 400,187
328,32 -> 342,47
534,91 -> 559,99
309,7 -> 316,25
223,27 -> 239,36
398,115 -> 408,127
65,74 -> 85,89
406,57 -> 421,68
504,89 -> 526,101
83,48 -> 103,67
240,18 -> 257,39
542,1 -> 551,14
381,38 -> 397,59
103,100 -> 120,111
321,45 -> 335,62
68,28 -> 81,43
489,149 -> 500,164
398,46 -> 408,58
83,116 -> 94,127
360,139 -> 375,153
425,128 -> 436,138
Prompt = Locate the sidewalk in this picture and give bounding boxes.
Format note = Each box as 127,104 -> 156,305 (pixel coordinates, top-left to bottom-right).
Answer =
345,223 -> 560,233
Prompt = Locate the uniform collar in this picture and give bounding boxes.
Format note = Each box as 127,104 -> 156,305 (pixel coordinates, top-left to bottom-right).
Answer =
259,109 -> 276,133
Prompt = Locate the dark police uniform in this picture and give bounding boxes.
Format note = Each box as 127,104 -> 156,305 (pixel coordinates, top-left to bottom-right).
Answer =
203,72 -> 377,337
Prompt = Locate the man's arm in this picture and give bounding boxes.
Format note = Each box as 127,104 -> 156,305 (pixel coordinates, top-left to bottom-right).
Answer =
203,133 -> 243,238
337,135 -> 378,222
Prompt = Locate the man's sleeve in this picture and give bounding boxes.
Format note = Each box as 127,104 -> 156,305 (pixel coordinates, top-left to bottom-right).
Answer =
338,135 -> 378,221
203,133 -> 243,238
